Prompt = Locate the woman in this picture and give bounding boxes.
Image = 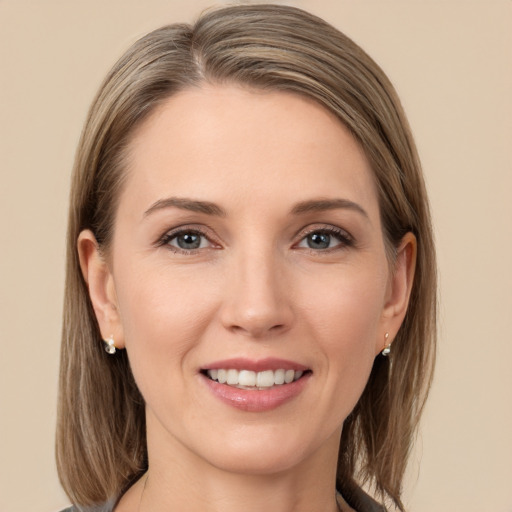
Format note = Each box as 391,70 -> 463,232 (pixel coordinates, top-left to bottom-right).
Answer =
56,4 -> 436,512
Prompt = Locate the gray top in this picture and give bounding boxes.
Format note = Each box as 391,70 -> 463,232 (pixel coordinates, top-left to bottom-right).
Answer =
59,487 -> 386,512
60,501 -> 115,512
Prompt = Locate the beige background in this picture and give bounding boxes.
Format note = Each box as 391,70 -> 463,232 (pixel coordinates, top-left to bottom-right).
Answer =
0,1 -> 511,511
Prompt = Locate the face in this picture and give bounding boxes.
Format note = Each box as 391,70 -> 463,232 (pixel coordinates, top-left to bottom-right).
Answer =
81,85 -> 413,477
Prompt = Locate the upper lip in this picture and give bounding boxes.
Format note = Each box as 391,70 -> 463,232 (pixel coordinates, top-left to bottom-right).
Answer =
201,357 -> 310,373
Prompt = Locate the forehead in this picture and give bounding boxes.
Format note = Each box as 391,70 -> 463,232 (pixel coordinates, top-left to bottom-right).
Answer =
122,84 -> 379,218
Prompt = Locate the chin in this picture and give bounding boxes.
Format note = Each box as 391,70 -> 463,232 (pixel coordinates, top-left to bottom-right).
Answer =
207,448 -> 304,476
193,425 -> 338,477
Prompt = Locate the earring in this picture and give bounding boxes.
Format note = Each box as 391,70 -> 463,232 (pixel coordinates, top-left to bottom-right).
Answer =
381,332 -> 391,356
103,335 -> 116,355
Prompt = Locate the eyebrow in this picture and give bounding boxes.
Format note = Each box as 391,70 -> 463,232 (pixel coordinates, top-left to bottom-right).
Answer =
291,198 -> 369,219
143,196 -> 368,220
144,197 -> 227,217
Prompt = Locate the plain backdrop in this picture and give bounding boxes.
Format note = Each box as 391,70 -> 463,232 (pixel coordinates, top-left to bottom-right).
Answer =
0,1 -> 511,511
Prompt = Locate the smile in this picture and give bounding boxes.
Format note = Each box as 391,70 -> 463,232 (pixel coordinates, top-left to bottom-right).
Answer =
200,359 -> 312,411
205,368 -> 305,390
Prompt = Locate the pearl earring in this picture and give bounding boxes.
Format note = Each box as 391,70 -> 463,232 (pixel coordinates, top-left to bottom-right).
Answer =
103,335 -> 116,355
381,332 -> 391,356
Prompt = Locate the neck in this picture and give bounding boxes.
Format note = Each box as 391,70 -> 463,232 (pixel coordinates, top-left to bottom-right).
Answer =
133,412 -> 343,512
143,469 -> 340,512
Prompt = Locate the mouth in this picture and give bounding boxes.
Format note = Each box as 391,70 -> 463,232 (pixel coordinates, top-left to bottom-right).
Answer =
201,368 -> 309,390
199,358 -> 312,411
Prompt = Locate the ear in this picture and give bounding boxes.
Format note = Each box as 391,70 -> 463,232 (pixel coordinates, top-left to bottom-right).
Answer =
378,232 -> 417,354
77,230 -> 125,349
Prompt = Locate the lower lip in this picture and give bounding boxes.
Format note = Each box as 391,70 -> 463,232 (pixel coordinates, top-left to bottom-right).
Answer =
201,373 -> 311,412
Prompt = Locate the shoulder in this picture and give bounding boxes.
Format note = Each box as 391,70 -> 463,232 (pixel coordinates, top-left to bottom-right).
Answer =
341,486 -> 387,512
58,501 -> 114,512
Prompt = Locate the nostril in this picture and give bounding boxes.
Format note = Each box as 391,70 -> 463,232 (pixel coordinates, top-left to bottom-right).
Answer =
230,321 -> 287,338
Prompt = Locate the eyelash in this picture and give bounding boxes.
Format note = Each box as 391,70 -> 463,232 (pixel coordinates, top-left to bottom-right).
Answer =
157,225 -> 218,255
157,224 -> 354,254
294,225 -> 354,252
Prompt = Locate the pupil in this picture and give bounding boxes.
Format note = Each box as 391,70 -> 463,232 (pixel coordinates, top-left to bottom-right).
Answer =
308,232 -> 330,249
178,233 -> 201,249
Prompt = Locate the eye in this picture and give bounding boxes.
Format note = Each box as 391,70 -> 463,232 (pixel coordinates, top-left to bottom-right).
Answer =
171,231 -> 208,250
296,227 -> 353,251
160,228 -> 216,253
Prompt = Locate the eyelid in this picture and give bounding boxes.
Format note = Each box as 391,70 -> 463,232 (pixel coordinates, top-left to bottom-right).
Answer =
156,224 -> 221,252
293,224 -> 355,249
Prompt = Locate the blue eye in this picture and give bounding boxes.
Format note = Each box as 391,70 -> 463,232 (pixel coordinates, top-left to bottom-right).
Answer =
163,230 -> 212,252
173,232 -> 203,250
306,232 -> 332,249
297,228 -> 352,250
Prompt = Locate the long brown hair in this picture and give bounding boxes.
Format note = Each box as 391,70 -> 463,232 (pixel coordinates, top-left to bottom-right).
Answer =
56,5 -> 436,510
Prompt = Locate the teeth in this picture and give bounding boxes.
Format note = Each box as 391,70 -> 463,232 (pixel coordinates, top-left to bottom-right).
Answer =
206,368 -> 305,389
239,370 -> 256,386
274,369 -> 285,385
226,369 -> 238,385
256,370 -> 274,388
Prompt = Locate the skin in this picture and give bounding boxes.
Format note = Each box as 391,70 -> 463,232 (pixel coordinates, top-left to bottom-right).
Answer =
79,85 -> 416,512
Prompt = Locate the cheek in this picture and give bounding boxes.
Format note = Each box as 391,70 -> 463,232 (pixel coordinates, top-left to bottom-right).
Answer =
302,263 -> 386,345
116,257 -> 218,337
113,264 -> 220,398
300,266 -> 386,404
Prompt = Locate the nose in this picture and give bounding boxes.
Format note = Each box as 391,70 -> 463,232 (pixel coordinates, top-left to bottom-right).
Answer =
219,248 -> 294,339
